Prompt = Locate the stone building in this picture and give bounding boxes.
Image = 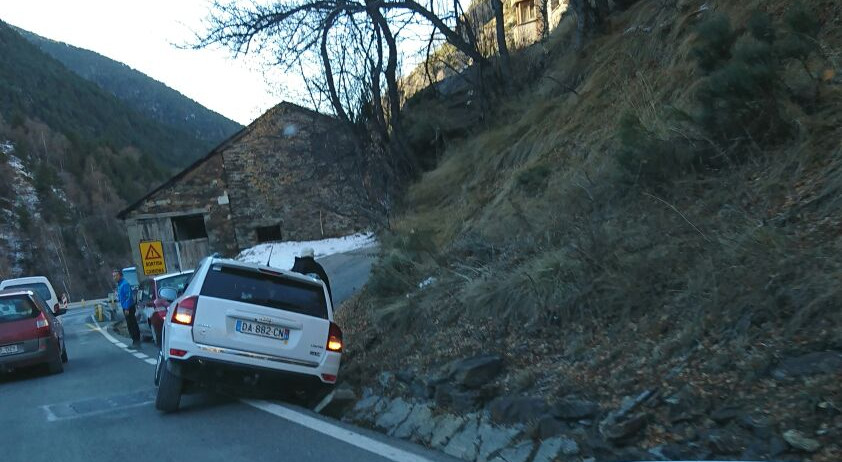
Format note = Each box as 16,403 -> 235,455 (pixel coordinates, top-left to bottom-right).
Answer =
117,102 -> 367,276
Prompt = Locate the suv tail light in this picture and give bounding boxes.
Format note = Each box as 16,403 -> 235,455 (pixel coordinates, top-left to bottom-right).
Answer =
172,296 -> 198,326
326,322 -> 343,352
35,312 -> 50,337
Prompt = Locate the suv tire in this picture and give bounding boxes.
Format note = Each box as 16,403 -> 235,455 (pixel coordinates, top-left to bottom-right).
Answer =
155,359 -> 183,412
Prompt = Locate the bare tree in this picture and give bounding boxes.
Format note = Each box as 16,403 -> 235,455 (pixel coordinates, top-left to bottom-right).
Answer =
570,0 -> 611,49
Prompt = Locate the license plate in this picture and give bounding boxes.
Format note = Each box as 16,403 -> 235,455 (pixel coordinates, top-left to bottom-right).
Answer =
235,320 -> 289,341
0,344 -> 22,356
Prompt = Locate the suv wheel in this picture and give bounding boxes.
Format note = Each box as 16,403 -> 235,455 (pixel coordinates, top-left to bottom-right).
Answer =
155,359 -> 183,412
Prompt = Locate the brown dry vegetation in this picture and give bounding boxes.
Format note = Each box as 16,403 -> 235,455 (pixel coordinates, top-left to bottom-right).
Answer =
337,0 -> 842,459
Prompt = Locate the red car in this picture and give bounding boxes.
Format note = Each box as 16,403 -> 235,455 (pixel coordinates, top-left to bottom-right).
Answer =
0,288 -> 67,374
136,271 -> 193,346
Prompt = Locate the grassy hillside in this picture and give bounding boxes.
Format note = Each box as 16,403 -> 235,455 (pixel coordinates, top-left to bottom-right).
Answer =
19,28 -> 243,147
339,0 -> 841,458
0,21 -> 210,171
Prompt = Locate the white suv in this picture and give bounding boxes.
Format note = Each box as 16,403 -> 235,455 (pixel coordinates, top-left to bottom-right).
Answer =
154,256 -> 342,412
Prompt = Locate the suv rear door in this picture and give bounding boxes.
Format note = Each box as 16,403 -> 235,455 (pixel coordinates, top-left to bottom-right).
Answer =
191,263 -> 331,366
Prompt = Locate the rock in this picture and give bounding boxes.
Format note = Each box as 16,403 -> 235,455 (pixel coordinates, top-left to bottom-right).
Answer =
601,413 -> 649,442
665,388 -> 709,423
553,398 -> 600,420
350,394 -> 382,421
489,441 -> 534,462
451,389 -> 483,412
659,443 -> 710,460
435,384 -> 481,412
375,398 -> 413,432
477,423 -> 521,462
392,403 -> 432,439
413,413 -> 441,445
378,371 -> 396,389
706,428 -> 747,455
444,415 -> 480,460
431,415 -> 466,449
710,405 -> 743,424
449,354 -> 504,389
772,351 -> 842,379
395,369 -> 415,384
409,380 -> 427,399
313,383 -> 357,418
489,396 -> 550,424
782,429 -> 822,452
532,437 -> 580,461
537,415 -> 568,439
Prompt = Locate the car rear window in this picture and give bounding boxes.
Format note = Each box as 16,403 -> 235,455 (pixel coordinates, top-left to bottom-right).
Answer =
4,283 -> 51,302
200,265 -> 327,319
0,295 -> 39,323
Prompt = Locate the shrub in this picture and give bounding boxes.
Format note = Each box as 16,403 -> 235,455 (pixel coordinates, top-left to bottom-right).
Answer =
691,14 -> 735,74
692,6 -> 821,149
616,113 -> 689,188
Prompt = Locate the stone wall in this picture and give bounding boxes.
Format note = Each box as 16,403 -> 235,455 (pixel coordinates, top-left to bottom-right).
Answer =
122,152 -> 239,262
222,103 -> 366,248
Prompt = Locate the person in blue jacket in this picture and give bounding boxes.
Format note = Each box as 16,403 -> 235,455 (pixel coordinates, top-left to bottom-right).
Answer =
113,268 -> 140,348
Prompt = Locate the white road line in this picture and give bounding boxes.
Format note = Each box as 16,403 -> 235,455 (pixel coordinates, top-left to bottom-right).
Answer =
242,399 -> 434,462
133,353 -> 148,359
145,358 -> 157,365
115,342 -> 128,348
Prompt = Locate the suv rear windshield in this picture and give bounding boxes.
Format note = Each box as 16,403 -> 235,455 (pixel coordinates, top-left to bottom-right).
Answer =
0,295 -> 39,323
201,265 -> 327,319
4,283 -> 51,302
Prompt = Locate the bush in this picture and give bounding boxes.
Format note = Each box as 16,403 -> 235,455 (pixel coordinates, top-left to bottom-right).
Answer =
616,113 -> 690,188
691,14 -> 735,74
692,6 -> 821,149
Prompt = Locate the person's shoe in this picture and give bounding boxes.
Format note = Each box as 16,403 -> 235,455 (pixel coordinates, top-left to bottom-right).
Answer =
131,340 -> 141,349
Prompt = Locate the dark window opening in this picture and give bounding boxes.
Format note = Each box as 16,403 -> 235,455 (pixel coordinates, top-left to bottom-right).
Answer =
172,215 -> 208,241
256,225 -> 283,243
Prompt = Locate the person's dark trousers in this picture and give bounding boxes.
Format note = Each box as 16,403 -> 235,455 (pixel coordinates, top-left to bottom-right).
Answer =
125,305 -> 141,344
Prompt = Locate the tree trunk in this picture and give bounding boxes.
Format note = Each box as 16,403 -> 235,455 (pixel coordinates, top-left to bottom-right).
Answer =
490,0 -> 512,86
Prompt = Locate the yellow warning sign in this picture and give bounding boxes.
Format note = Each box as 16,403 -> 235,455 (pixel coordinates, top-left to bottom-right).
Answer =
140,241 -> 166,276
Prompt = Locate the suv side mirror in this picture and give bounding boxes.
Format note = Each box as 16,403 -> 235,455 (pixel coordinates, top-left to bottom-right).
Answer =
159,288 -> 178,302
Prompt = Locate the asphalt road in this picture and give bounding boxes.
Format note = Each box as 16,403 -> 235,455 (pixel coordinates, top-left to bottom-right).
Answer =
318,245 -> 378,307
0,247 -> 457,462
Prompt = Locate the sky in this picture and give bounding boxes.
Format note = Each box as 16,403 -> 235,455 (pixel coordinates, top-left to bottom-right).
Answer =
0,0 -> 286,125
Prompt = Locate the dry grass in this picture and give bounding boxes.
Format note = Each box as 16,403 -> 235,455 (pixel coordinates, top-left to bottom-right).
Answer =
337,0 -> 842,457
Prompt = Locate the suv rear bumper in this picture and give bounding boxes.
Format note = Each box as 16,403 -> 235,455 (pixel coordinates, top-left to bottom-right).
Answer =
168,356 -> 331,394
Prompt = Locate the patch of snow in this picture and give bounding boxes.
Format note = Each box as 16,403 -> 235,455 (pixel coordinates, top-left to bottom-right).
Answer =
418,276 -> 437,289
7,154 -> 40,215
237,232 -> 377,270
0,140 -> 14,155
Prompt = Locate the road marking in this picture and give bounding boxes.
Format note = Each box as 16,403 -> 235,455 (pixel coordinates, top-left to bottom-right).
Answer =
88,315 -> 434,462
242,399 -> 434,462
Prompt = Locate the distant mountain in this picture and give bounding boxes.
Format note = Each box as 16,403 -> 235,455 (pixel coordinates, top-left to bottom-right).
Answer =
0,20 -> 229,298
18,28 -> 243,148
0,22 -> 216,171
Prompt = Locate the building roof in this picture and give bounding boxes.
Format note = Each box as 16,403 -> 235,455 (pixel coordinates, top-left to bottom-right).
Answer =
116,102 -> 337,220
